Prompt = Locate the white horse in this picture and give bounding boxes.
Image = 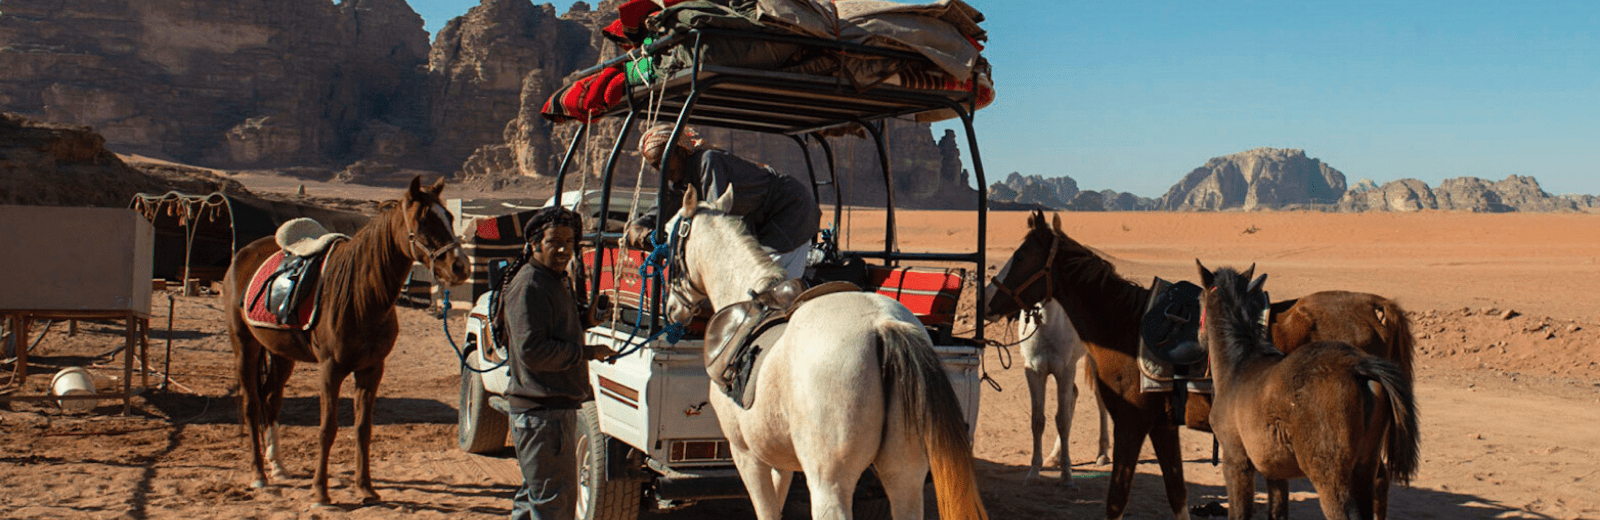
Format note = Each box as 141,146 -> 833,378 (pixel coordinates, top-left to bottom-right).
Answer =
1015,300 -> 1112,485
664,187 -> 988,520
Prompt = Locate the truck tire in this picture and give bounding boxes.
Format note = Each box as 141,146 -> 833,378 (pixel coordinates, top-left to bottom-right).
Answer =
457,362 -> 508,453
575,401 -> 643,520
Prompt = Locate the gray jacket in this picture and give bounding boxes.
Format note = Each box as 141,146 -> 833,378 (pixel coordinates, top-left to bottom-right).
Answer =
500,262 -> 590,412
635,149 -> 820,253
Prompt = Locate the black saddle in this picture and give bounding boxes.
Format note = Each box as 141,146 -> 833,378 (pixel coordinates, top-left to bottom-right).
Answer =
1142,278 -> 1206,366
253,252 -> 328,327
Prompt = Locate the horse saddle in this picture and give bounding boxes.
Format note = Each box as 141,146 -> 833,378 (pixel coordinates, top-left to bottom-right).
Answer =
704,280 -> 860,408
243,246 -> 340,330
1137,277 -> 1211,391
276,217 -> 347,257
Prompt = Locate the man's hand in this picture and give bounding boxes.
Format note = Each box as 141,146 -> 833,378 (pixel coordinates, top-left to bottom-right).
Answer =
587,343 -> 621,363
624,223 -> 654,250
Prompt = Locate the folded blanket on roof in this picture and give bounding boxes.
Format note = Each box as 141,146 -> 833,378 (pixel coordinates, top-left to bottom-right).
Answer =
540,66 -> 627,123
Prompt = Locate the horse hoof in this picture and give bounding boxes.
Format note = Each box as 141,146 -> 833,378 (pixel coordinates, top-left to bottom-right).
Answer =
1023,470 -> 1039,484
250,479 -> 268,490
1095,455 -> 1112,465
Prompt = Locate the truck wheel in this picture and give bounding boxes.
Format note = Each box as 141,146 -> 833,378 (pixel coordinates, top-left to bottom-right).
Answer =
576,401 -> 642,520
457,362 -> 508,453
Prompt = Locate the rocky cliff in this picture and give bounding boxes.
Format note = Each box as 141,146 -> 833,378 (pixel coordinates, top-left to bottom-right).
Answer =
1339,175 -> 1598,213
0,112 -> 243,207
0,0 -> 431,170
1159,148 -> 1346,211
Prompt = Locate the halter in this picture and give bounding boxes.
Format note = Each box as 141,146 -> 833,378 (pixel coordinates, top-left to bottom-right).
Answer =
406,201 -> 463,274
993,229 -> 1061,312
665,214 -> 705,312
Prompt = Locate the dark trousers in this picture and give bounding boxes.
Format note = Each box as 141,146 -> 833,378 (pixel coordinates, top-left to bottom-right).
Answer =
511,408 -> 579,520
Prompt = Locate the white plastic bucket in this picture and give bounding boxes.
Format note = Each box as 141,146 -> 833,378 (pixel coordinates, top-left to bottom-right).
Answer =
50,366 -> 99,413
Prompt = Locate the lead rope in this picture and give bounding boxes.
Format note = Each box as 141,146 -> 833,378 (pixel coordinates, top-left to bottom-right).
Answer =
608,50 -> 671,339
967,305 -> 1041,392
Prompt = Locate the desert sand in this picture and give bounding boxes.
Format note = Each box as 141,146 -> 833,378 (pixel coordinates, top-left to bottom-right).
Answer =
3,181 -> 1598,519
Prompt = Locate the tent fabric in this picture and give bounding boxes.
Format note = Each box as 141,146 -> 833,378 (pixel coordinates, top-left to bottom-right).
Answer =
129,191 -> 369,282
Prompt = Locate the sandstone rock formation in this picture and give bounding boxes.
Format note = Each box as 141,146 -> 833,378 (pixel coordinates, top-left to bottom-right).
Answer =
1159,148 -> 1347,211
0,112 -> 242,207
0,0 -> 432,170
988,172 -> 1152,211
1340,175 -> 1590,213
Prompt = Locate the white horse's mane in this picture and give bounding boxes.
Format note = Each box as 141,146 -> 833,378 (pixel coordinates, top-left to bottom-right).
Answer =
690,205 -> 786,308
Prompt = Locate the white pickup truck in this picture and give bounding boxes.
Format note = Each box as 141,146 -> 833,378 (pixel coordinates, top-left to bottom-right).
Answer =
456,283 -> 983,518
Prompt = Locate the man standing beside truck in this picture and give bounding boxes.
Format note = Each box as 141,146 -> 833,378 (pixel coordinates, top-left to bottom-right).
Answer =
494,206 -> 617,520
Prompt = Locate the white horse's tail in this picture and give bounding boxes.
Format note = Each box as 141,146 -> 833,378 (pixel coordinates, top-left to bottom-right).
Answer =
877,319 -> 989,520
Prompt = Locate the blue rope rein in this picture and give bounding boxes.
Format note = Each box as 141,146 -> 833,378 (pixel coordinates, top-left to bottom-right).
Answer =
439,225 -> 690,370
605,226 -> 688,362
439,288 -> 507,374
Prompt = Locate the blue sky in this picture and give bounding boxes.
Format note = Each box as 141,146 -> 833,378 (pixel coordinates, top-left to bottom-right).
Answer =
413,1 -> 1600,197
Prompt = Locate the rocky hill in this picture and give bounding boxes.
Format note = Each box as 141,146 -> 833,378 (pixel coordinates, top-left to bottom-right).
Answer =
988,172 -> 1155,211
1159,148 -> 1346,211
1340,175 -> 1600,213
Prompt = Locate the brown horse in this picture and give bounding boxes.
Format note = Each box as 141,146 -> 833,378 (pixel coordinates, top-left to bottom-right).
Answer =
1197,263 -> 1419,520
222,176 -> 469,505
983,211 -> 1417,519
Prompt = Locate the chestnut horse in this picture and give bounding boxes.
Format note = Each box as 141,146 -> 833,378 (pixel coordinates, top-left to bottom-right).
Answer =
222,177 -> 469,505
1197,263 -> 1418,520
983,211 -> 1417,519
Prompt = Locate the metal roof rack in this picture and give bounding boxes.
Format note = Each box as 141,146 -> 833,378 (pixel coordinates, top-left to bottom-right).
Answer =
550,27 -> 992,342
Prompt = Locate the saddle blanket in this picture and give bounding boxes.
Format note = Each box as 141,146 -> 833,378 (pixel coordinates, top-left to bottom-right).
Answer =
243,249 -> 329,330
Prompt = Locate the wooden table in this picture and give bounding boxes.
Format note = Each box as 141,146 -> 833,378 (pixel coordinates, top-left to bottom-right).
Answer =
2,310 -> 150,415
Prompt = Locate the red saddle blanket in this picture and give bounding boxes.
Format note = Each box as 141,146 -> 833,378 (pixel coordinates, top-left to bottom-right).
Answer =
243,250 -> 328,330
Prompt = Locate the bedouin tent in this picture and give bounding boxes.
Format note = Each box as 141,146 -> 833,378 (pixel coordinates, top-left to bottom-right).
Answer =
129,191 -> 369,283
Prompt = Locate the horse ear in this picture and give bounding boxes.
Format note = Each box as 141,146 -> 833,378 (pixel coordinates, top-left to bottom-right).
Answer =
406,175 -> 423,200
1249,273 -> 1269,294
1196,259 -> 1214,288
712,186 -> 736,211
1052,213 -> 1063,233
425,176 -> 446,197
1242,262 -> 1257,282
681,184 -> 700,219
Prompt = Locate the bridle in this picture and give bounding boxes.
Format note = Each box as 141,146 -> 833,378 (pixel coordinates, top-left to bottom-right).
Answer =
664,214 -> 705,317
993,229 -> 1061,312
406,201 -> 463,274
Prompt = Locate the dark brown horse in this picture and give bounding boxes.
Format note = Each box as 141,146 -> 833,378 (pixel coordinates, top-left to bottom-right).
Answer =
222,176 -> 469,505
983,211 -> 1417,519
1197,263 -> 1419,520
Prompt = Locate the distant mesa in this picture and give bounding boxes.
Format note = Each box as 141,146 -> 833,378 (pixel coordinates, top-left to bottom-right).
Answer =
988,171 -> 1156,211
1158,148 -> 1346,211
1340,175 -> 1599,213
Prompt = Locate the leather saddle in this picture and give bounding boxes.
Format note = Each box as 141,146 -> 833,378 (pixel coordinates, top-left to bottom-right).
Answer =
245,251 -> 331,328
1141,278 -> 1207,367
703,280 -> 860,408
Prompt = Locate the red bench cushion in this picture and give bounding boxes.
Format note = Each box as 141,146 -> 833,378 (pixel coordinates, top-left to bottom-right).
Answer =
865,266 -> 965,326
